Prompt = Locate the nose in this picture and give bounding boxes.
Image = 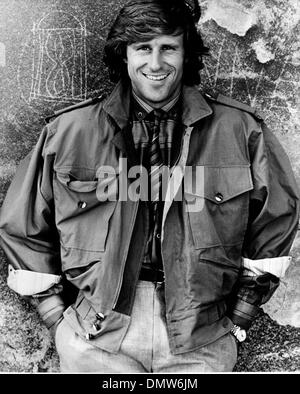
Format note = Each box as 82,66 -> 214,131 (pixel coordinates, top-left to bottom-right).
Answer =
149,50 -> 163,71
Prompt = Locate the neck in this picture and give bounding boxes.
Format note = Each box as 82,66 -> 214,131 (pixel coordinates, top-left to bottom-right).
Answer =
132,90 -> 181,113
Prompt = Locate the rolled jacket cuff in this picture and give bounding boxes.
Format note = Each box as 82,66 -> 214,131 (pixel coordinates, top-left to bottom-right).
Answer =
7,265 -> 62,296
36,294 -> 66,329
229,298 -> 261,330
242,256 -> 292,279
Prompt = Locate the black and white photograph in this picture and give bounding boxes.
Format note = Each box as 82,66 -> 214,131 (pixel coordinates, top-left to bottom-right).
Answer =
0,0 -> 299,377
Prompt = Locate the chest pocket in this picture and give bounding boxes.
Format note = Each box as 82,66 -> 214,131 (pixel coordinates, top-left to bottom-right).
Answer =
185,165 -> 253,249
53,167 -> 117,252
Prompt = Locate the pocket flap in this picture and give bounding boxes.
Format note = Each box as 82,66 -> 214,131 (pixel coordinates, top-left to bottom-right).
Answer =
185,165 -> 253,203
56,169 -> 98,193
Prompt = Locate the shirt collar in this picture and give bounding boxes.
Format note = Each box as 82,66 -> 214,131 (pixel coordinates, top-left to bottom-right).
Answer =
104,79 -> 212,129
132,90 -> 181,121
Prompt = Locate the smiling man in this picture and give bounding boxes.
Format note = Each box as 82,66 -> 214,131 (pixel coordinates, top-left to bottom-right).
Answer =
0,0 -> 299,373
126,34 -> 185,108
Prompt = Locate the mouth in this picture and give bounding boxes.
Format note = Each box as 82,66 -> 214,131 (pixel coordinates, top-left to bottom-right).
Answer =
142,72 -> 170,81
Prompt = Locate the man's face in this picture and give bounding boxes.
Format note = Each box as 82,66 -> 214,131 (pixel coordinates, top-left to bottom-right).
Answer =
126,34 -> 185,108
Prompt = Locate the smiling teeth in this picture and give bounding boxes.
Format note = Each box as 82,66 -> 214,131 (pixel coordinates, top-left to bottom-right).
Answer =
145,74 -> 168,81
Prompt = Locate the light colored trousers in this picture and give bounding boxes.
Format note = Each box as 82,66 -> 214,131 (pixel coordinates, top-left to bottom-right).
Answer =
55,280 -> 238,373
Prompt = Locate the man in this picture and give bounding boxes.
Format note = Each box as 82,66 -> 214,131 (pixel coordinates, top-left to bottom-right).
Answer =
0,0 -> 299,373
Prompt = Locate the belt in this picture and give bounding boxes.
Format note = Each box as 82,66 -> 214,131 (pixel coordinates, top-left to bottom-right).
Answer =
139,266 -> 164,283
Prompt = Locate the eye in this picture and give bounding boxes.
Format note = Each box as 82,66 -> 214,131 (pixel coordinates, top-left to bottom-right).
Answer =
161,45 -> 176,51
137,45 -> 151,52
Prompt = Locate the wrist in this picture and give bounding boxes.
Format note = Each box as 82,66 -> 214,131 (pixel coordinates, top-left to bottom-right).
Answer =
230,298 -> 260,330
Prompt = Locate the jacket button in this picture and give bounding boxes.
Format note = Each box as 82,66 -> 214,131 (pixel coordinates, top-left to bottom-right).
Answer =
78,201 -> 87,209
93,322 -> 101,331
96,312 -> 106,322
137,111 -> 143,118
215,193 -> 223,202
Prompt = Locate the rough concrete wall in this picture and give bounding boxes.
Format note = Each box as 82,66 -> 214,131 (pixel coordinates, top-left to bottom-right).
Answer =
0,0 -> 299,372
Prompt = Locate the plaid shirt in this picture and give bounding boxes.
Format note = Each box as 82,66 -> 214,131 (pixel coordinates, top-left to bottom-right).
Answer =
131,93 -> 183,271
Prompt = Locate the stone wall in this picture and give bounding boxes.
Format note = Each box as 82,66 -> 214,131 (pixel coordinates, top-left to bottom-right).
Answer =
0,0 -> 299,372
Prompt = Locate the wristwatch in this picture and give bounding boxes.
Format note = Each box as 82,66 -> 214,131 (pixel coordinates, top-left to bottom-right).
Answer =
230,324 -> 247,342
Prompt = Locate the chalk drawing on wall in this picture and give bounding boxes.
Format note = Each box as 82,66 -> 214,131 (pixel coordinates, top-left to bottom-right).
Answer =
18,11 -> 88,106
200,33 -> 298,132
202,38 -> 266,106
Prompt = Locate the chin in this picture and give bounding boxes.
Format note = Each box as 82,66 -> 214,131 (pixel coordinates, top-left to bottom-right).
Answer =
147,93 -> 169,104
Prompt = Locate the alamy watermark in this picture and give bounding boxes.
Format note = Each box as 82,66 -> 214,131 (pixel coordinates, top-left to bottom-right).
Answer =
94,158 -> 204,213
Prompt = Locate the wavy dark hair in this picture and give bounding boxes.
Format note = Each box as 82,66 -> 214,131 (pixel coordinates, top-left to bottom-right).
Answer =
103,0 -> 209,86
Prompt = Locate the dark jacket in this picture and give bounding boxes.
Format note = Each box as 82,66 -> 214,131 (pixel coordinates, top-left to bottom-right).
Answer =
0,81 -> 299,355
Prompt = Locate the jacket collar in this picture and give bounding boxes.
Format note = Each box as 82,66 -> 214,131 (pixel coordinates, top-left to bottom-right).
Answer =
103,80 -> 132,130
103,79 -> 213,129
181,85 -> 213,126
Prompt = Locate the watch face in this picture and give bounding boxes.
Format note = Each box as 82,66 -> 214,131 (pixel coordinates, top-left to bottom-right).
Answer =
236,329 -> 247,342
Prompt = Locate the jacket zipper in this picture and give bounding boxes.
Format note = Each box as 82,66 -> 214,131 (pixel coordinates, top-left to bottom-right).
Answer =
112,200 -> 140,309
112,125 -> 192,309
161,125 -> 193,235
160,125 -> 194,322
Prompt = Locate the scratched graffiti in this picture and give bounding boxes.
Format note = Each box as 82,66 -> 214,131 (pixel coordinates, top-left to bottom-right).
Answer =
18,10 -> 87,105
200,31 -> 299,132
203,41 -> 296,107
